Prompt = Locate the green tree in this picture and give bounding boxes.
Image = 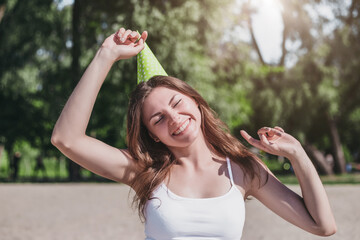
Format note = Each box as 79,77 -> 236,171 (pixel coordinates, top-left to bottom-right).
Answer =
0,0 -> 246,180
0,0 -> 56,179
224,0 -> 360,174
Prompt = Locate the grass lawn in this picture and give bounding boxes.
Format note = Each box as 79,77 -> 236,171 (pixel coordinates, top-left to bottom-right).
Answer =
1,149 -> 360,184
278,173 -> 360,185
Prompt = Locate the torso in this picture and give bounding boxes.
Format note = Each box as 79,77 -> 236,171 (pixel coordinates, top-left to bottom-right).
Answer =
144,157 -> 246,240
165,157 -> 247,198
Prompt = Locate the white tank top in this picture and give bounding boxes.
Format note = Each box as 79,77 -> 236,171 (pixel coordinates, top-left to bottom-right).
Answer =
144,157 -> 245,240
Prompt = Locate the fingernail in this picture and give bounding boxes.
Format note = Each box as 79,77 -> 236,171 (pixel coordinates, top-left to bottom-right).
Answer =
131,32 -> 136,37
120,37 -> 125,42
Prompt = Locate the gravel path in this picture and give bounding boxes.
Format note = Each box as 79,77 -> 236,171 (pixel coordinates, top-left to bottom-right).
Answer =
0,184 -> 358,240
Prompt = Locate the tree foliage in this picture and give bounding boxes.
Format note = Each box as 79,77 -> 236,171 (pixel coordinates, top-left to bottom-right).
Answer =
1,0 -> 359,180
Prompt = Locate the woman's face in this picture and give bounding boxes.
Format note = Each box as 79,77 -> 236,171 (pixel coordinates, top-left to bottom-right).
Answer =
142,87 -> 202,148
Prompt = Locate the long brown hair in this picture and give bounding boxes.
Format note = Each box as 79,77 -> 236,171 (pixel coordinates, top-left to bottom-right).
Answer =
127,75 -> 264,221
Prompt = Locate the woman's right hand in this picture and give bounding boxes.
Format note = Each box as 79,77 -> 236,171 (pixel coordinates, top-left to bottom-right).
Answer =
101,28 -> 148,62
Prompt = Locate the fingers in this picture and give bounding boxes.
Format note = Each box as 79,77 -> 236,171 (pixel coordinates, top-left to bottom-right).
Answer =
113,28 -> 122,45
274,126 -> 284,133
122,29 -> 133,42
113,28 -> 125,45
133,31 -> 148,53
134,39 -> 145,52
257,127 -> 282,138
132,31 -> 147,51
141,31 -> 148,42
119,27 -> 126,35
129,31 -> 148,42
119,28 -> 126,41
128,31 -> 139,41
115,28 -> 144,44
111,28 -> 148,57
241,129 -> 280,155
259,133 -> 270,145
240,130 -> 265,150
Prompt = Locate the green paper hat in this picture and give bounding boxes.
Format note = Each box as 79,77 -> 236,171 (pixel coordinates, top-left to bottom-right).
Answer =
137,40 -> 168,84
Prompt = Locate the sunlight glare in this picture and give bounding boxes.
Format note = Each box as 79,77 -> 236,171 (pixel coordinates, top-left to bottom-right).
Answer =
250,0 -> 284,64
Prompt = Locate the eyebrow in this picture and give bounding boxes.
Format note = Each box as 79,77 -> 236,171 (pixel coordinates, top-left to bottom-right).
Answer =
149,94 -> 177,122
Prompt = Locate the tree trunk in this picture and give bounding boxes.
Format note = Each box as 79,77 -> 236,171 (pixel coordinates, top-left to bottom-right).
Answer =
72,0 -> 81,87
248,16 -> 266,65
326,113 -> 346,174
0,4 -> 5,23
67,0 -> 82,181
243,1 -> 266,65
279,10 -> 288,66
0,145 -> 3,167
304,144 -> 334,175
67,159 -> 81,181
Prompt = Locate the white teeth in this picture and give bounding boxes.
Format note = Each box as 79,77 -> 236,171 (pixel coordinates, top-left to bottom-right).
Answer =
174,119 -> 190,135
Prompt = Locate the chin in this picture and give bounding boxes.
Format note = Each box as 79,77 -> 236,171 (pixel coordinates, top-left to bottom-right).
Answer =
171,128 -> 202,148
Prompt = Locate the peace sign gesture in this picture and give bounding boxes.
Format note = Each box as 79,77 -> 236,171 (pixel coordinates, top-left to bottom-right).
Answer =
101,28 -> 148,62
240,127 -> 303,160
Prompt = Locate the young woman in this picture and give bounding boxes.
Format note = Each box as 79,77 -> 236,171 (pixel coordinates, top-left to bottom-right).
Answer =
51,28 -> 336,239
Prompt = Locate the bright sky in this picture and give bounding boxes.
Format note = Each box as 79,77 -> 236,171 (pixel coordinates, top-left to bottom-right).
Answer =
56,0 -> 73,9
250,0 -> 283,64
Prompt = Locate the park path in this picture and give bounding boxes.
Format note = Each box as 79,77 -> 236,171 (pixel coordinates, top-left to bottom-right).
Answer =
0,184 -> 358,240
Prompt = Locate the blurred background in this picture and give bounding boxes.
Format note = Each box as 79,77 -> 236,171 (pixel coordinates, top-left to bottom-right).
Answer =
0,0 -> 360,183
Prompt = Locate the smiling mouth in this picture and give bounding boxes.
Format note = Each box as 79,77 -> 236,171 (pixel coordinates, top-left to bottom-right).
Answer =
173,119 -> 190,135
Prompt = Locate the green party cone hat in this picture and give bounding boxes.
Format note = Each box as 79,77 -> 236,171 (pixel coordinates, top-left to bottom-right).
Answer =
137,41 -> 167,84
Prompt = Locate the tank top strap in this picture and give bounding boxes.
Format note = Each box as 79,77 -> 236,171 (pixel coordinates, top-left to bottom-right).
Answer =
226,157 -> 235,186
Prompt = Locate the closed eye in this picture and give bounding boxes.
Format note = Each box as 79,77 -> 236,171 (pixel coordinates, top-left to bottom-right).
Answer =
173,99 -> 182,107
153,98 -> 181,125
155,116 -> 164,125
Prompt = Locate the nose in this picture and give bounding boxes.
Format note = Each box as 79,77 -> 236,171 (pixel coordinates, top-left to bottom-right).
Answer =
168,111 -> 181,126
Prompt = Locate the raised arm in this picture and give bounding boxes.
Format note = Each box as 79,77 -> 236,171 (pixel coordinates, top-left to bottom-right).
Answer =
241,127 -> 337,236
51,28 -> 147,185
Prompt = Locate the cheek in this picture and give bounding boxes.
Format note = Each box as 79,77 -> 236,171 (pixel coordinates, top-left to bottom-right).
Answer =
190,102 -> 202,119
143,120 -> 158,137
147,124 -> 167,139
183,99 -> 199,113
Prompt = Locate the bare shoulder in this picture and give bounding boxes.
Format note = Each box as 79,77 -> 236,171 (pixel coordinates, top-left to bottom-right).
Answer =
231,158 -> 269,199
230,160 -> 252,198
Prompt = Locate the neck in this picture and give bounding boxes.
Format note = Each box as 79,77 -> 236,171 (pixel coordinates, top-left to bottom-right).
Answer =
168,132 -> 219,168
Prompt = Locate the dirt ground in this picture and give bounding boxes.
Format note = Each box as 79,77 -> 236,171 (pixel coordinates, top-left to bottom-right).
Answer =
0,184 -> 358,240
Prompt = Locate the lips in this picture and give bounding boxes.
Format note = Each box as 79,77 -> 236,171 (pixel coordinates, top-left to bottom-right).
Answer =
172,119 -> 190,136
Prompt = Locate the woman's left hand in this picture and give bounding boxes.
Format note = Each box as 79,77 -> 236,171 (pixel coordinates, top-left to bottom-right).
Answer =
240,127 -> 303,160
